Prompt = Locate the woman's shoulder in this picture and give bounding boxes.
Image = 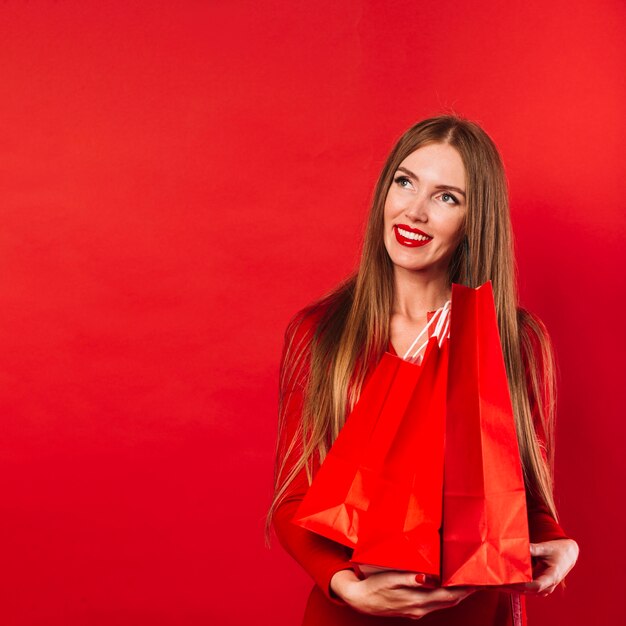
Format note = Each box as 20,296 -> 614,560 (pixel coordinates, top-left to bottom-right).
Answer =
284,283 -> 353,348
280,301 -> 337,374
279,301 -> 335,393
284,302 -> 328,342
283,276 -> 357,348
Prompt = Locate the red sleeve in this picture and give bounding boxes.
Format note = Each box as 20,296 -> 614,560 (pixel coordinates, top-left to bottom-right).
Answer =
272,310 -> 356,605
521,312 -> 571,543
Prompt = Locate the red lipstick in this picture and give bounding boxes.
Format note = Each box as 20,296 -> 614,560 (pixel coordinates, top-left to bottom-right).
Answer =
393,224 -> 433,248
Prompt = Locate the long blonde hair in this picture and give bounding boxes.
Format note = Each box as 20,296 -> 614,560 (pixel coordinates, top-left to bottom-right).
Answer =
266,114 -> 562,558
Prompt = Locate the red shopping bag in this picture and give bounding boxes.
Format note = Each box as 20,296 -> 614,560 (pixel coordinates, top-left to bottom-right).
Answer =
350,334 -> 448,578
292,306 -> 449,552
441,280 -> 532,586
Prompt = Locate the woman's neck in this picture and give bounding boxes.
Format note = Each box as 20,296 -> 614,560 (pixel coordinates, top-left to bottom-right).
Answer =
391,266 -> 451,320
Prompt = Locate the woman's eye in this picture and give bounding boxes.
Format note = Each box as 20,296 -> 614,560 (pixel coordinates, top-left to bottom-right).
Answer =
441,192 -> 459,205
394,175 -> 412,188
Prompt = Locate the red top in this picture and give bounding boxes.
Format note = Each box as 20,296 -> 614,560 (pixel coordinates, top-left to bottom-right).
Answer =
272,306 -> 570,625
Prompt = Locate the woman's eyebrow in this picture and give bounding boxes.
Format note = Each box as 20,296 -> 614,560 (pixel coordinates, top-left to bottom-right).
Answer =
397,166 -> 466,198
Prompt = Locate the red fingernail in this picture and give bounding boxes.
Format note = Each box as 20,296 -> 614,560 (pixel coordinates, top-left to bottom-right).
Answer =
415,574 -> 426,584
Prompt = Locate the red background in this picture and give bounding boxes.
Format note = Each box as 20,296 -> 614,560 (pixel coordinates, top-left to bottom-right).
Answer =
1,1 -> 624,624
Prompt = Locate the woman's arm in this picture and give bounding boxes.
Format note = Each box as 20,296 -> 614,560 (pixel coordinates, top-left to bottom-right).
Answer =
271,310 -> 356,606
272,486 -> 356,605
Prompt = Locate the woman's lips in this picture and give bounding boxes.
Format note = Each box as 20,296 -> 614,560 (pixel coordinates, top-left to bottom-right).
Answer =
393,224 -> 433,248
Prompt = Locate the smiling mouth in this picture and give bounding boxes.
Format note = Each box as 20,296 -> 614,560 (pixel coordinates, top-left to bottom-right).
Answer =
394,224 -> 433,248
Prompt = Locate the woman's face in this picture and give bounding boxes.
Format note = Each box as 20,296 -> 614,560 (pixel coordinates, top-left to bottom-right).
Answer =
383,142 -> 467,276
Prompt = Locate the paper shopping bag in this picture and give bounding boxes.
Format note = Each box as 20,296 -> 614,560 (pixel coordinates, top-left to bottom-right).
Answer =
350,335 -> 448,578
441,280 -> 532,586
292,336 -> 441,548
292,305 -> 450,549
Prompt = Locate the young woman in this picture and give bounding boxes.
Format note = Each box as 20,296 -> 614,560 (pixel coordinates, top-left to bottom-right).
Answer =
266,114 -> 579,625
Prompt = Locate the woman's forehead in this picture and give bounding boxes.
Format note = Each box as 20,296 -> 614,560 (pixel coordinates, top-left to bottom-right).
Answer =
398,144 -> 466,186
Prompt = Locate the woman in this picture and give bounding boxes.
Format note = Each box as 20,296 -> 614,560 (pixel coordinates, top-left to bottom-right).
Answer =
265,114 -> 579,624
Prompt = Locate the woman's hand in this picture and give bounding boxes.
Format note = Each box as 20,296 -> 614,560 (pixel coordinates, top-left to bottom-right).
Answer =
500,539 -> 580,597
330,569 -> 476,620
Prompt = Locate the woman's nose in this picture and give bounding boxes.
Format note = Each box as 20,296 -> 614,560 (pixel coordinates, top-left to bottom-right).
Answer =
404,196 -> 428,222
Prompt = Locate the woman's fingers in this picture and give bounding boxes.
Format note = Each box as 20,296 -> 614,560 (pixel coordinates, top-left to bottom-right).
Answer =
529,542 -> 551,558
420,587 -> 475,607
410,584 -> 477,607
499,566 -> 558,595
538,583 -> 558,597
385,574 -> 476,605
355,574 -> 478,621
501,539 -> 579,596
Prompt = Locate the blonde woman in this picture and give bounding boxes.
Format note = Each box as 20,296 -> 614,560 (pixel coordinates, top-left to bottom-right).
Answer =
266,114 -> 579,625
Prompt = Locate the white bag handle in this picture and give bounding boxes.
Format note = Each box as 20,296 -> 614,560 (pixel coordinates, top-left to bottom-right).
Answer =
437,304 -> 451,347
406,304 -> 451,362
432,301 -> 450,341
402,300 -> 451,361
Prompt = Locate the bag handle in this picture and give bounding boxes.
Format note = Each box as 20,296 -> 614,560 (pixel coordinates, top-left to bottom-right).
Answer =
432,301 -> 451,348
438,303 -> 451,346
402,300 -> 451,361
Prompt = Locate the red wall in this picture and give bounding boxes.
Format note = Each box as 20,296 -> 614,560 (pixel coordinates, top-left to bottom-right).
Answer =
1,1 -> 623,624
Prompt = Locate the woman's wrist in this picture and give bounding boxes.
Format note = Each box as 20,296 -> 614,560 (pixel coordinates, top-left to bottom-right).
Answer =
330,568 -> 360,604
